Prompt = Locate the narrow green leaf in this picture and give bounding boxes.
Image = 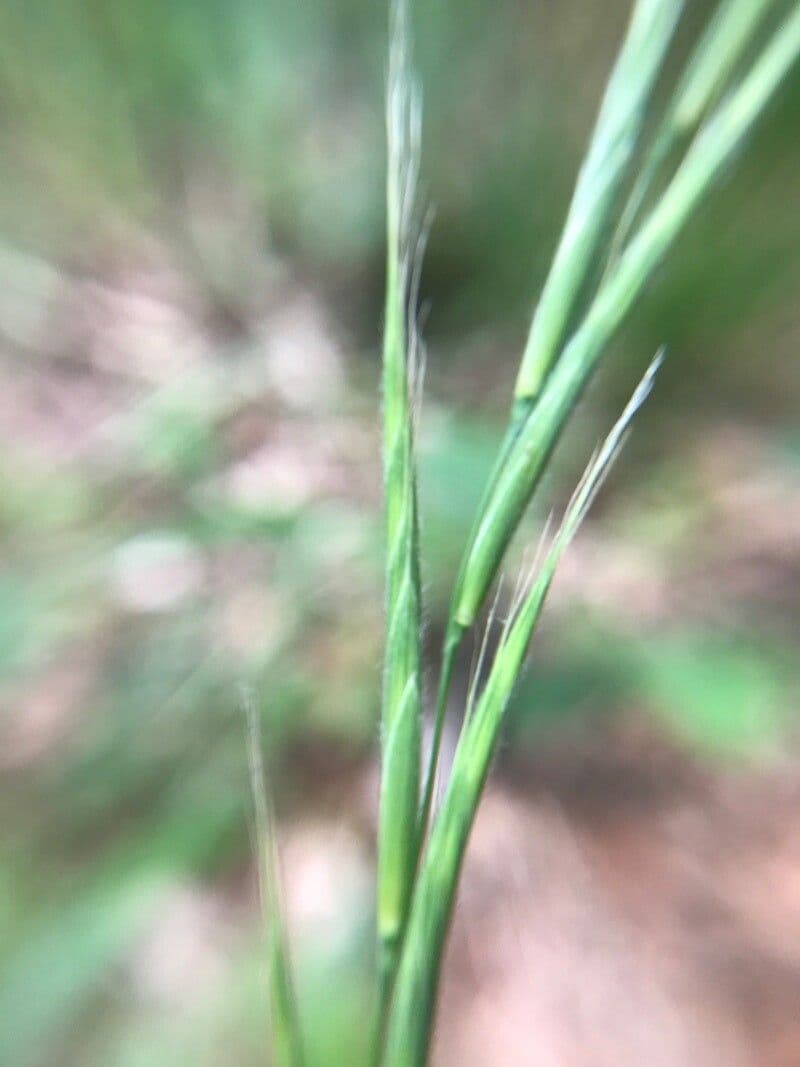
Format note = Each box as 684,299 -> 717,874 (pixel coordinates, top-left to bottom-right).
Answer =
674,0 -> 780,132
423,0 -> 684,782
384,356 -> 663,1067
452,2 -> 800,629
615,0 -> 780,248
514,0 -> 684,402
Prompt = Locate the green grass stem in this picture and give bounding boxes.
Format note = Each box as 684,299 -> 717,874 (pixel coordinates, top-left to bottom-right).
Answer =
614,0 -> 780,251
451,0 -> 800,630
513,0 -> 684,403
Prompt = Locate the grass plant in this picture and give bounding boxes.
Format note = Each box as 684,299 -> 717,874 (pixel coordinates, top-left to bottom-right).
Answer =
262,2 -> 800,1063
383,356 -> 664,1066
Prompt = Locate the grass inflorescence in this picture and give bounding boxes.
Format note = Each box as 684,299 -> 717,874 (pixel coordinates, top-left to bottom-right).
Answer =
383,356 -> 664,1067
375,0 -> 425,1027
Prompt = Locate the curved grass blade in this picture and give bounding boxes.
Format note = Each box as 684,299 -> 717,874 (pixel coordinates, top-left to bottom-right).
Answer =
417,0 -> 683,831
614,0 -> 780,252
384,356 -> 664,1067
451,2 -> 800,631
418,0 -> 795,861
245,693 -> 304,1067
513,0 -> 684,404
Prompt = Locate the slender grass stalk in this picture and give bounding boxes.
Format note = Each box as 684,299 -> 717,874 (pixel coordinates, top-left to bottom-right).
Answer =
513,0 -> 684,405
417,0 -> 682,832
614,0 -> 781,251
384,358 -> 664,1067
376,0 -> 425,1031
245,693 -> 304,1067
450,1 -> 800,632
418,0 -> 800,923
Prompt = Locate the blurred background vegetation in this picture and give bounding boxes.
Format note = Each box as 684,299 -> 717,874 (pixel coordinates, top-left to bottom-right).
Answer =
1,1 -> 799,1064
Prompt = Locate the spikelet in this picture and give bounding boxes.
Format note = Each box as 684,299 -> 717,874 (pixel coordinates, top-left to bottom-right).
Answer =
451,2 -> 800,631
244,691 -> 304,1067
376,0 -> 425,1015
384,354 -> 663,1067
